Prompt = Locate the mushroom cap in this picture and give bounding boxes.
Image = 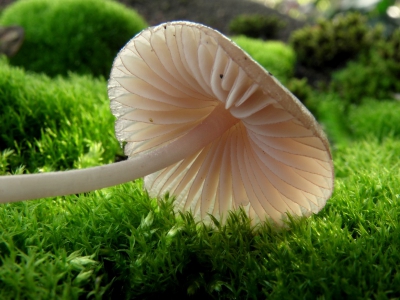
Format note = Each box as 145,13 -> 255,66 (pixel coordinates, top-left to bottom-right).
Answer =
108,21 -> 334,225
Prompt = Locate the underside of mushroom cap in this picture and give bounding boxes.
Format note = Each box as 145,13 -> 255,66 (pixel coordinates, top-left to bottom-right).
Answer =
108,21 -> 334,225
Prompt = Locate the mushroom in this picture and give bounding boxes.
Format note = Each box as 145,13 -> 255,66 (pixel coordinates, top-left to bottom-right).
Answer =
0,26 -> 24,58
0,21 -> 334,225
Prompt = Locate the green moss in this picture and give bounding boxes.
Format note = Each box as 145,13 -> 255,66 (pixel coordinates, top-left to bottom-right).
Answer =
308,92 -> 351,145
0,0 -> 147,77
0,66 -> 400,297
232,36 -> 296,83
229,14 -> 286,40
290,12 -> 383,71
348,100 -> 400,141
285,77 -> 313,104
2,137 -> 400,298
330,28 -> 400,104
376,28 -> 400,63
307,92 -> 400,146
0,58 -> 121,173
0,11 -> 400,297
331,57 -> 395,104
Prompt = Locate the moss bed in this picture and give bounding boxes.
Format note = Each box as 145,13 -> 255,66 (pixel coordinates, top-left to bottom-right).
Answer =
1,0 -> 400,298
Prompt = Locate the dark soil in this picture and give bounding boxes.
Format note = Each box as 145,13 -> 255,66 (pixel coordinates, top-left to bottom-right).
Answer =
1,0 -> 305,42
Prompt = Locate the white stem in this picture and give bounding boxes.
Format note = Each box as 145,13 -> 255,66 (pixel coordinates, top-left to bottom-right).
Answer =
0,104 -> 239,203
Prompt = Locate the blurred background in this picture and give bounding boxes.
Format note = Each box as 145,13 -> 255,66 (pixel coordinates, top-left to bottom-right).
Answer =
1,0 -> 399,40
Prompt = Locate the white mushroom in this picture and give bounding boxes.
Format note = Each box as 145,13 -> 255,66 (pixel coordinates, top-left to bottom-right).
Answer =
0,22 -> 334,225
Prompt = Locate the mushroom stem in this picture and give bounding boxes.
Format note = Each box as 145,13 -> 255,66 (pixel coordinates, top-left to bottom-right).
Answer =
0,104 -> 239,203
